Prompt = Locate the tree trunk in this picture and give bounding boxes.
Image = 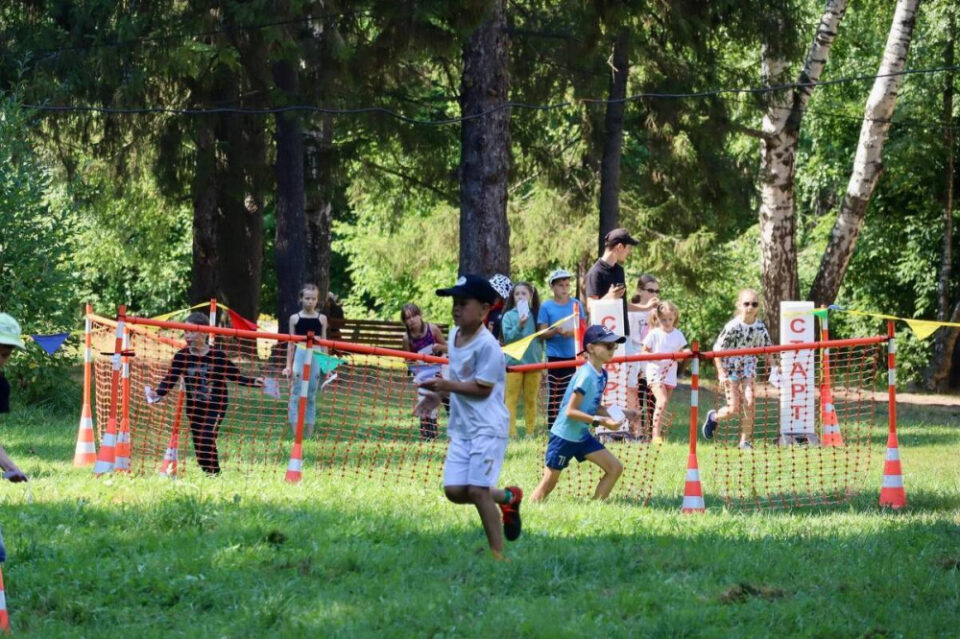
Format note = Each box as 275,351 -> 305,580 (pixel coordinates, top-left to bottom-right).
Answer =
273,58 -> 307,329
925,10 -> 957,392
216,111 -> 264,322
597,28 -> 629,257
189,118 -> 219,305
459,0 -> 511,277
305,114 -> 336,303
809,0 -> 920,306
758,0 -> 847,341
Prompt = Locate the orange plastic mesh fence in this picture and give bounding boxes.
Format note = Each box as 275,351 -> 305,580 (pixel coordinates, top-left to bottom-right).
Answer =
700,339 -> 883,509
89,313 -> 886,509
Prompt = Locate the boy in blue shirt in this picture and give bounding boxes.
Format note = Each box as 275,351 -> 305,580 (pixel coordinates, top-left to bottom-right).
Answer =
530,325 -> 637,502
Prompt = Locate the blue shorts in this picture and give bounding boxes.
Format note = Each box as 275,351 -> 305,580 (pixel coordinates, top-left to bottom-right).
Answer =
545,432 -> 605,470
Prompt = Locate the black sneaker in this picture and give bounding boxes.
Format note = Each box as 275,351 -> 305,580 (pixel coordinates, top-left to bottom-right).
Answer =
499,486 -> 523,541
701,410 -> 718,440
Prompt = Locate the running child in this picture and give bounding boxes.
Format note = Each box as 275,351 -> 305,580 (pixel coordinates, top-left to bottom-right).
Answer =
282,284 -> 329,438
0,313 -> 29,565
641,301 -> 690,443
148,312 -> 264,475
401,302 -> 448,439
417,275 -> 523,561
530,325 -> 638,502
701,289 -> 775,450
501,282 -> 544,437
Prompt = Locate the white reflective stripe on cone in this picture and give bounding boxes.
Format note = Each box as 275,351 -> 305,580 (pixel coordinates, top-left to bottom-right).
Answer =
885,447 -> 900,461
81,416 -> 93,428
101,433 -> 116,447
287,458 -> 303,472
686,468 -> 700,482
164,449 -> 178,460
76,442 -> 96,453
682,496 -> 705,509
824,403 -> 835,413
882,475 -> 904,488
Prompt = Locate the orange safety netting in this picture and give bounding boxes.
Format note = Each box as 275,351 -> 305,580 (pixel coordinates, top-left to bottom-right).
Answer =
88,311 -> 888,510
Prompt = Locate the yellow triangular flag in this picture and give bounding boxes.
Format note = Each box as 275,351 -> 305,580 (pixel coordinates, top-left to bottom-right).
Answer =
904,319 -> 941,340
501,314 -> 574,361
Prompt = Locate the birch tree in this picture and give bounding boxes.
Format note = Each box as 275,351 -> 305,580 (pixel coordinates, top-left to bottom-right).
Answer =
809,0 -> 921,306
758,0 -> 848,340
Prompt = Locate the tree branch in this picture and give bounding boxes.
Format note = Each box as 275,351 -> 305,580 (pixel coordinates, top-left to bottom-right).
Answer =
360,160 -> 458,206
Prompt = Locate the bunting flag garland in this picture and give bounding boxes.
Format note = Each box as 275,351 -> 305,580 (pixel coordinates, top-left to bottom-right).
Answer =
29,332 -> 71,355
833,307 -> 957,340
227,308 -> 259,332
501,313 -> 575,361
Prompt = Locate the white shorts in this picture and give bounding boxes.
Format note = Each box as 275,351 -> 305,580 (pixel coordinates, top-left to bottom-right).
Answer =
645,360 -> 678,388
443,434 -> 508,488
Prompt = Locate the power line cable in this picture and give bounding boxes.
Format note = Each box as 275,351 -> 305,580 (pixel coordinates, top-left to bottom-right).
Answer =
20,63 -> 960,127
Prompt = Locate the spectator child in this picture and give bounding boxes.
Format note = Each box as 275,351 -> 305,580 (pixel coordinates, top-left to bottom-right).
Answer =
0,313 -> 30,564
282,284 -> 329,438
626,274 -> 661,436
537,269 -> 588,427
641,301 -> 690,443
401,303 -> 448,440
701,289 -> 775,450
501,282 -> 543,436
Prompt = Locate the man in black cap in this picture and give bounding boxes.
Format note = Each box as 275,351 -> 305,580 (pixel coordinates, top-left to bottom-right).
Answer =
584,228 -> 641,335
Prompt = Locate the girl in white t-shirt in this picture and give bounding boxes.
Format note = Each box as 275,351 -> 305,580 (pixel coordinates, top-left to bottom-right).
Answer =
641,301 -> 690,443
627,274 -> 660,437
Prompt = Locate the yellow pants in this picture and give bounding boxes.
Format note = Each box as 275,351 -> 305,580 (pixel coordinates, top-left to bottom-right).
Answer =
505,370 -> 543,437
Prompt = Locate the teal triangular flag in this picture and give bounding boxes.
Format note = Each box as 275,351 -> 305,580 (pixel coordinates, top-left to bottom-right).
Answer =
312,351 -> 343,374
30,332 -> 70,355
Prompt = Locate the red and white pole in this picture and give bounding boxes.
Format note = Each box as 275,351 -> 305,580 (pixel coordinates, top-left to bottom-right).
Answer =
94,305 -> 126,476
879,321 -> 906,508
681,343 -> 705,513
286,332 -> 313,483
114,326 -> 132,473
73,302 -> 97,466
208,298 -> 217,346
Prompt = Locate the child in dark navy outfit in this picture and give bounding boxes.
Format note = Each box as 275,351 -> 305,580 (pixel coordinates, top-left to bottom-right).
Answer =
530,325 -> 638,502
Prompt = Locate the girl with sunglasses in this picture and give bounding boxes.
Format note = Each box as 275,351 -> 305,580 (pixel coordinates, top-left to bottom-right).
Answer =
701,289 -> 775,450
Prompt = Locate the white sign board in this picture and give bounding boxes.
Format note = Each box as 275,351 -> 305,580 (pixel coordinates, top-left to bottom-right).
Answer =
779,301 -> 816,436
590,299 -> 628,407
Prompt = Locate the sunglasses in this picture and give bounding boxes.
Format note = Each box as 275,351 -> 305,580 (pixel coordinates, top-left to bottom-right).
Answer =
644,288 -> 660,294
742,301 -> 760,308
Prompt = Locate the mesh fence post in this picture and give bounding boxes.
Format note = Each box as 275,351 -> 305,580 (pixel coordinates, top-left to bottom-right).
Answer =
879,320 -> 906,509
286,332 -> 312,483
159,380 -> 185,477
819,311 -> 844,447
94,305 -> 126,476
681,343 -> 705,513
74,302 -> 97,467
114,326 -> 132,473
208,298 -> 217,346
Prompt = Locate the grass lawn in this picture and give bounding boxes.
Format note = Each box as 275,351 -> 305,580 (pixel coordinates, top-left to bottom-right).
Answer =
0,396 -> 958,638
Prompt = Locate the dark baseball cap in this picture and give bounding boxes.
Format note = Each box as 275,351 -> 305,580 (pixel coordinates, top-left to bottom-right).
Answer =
581,324 -> 626,352
604,228 -> 639,247
436,275 -> 499,304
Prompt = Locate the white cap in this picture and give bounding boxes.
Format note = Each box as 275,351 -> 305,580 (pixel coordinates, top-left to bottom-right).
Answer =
548,269 -> 573,285
0,313 -> 26,350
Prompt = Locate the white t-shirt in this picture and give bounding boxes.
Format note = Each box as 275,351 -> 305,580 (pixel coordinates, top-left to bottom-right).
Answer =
445,326 -> 509,439
627,310 -> 652,352
643,327 -> 688,387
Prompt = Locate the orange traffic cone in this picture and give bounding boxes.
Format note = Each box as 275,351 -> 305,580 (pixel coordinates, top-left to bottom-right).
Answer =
820,385 -> 844,447
0,564 -> 10,633
681,452 -> 706,513
93,419 -> 117,477
878,432 -> 907,509
73,404 -> 97,467
284,443 -> 303,484
158,446 -> 178,478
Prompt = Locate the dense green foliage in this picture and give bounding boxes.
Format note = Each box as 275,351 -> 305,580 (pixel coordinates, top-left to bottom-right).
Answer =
0,0 -> 957,385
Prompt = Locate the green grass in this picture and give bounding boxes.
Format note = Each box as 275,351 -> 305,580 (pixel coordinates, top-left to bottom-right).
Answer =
0,397 -> 958,638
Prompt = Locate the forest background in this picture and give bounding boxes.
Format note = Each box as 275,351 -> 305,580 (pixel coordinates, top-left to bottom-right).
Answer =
1,0 -> 957,403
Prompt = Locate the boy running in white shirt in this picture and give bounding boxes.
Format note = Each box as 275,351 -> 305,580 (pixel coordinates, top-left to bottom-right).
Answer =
418,275 -> 523,560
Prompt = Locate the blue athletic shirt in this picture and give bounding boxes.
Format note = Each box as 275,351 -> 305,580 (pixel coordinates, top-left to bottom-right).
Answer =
550,362 -> 607,442
537,298 -> 587,359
